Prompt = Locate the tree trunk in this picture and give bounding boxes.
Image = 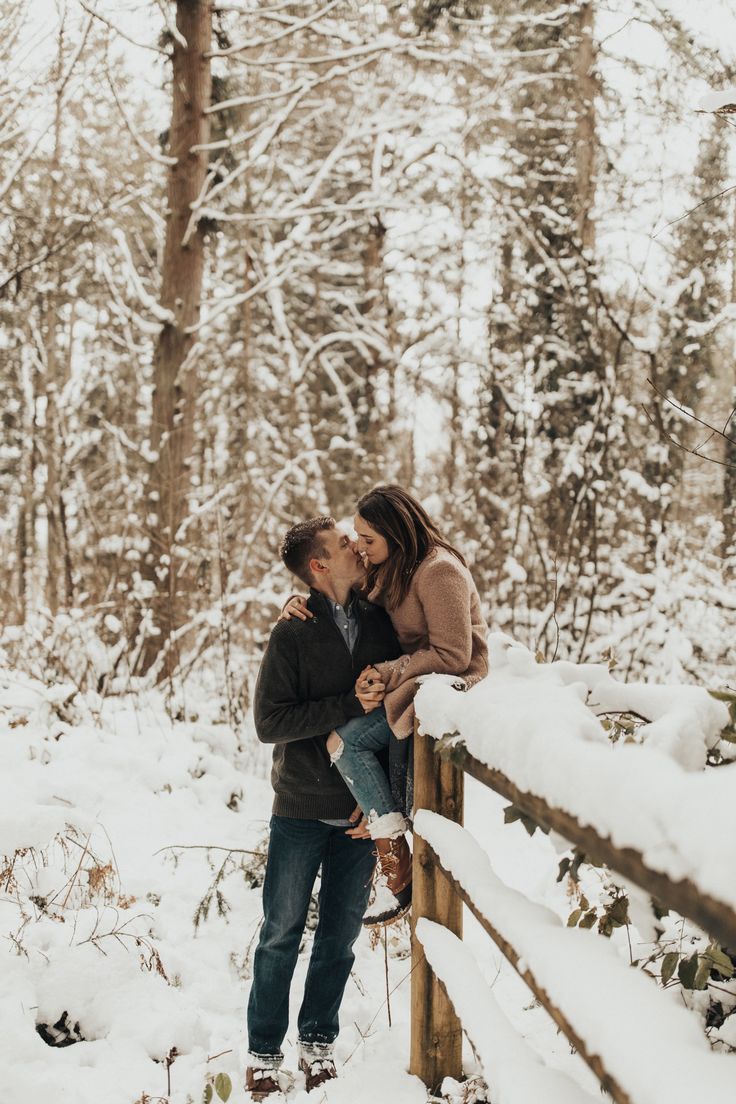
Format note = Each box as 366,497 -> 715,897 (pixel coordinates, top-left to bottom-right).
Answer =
723,381 -> 736,563
141,0 -> 212,676
41,20 -> 76,617
575,1 -> 597,252
43,296 -> 63,616
724,200 -> 736,564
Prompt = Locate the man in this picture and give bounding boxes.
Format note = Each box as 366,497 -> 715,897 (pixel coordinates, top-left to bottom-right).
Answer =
246,516 -> 399,1100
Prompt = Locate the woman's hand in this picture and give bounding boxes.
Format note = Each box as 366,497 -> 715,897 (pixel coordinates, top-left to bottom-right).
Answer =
279,595 -> 312,621
358,665 -> 382,688
345,804 -> 371,839
355,665 -> 385,712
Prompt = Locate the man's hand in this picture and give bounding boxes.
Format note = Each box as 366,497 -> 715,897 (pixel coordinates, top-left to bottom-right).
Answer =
345,804 -> 371,839
355,665 -> 385,712
279,595 -> 312,621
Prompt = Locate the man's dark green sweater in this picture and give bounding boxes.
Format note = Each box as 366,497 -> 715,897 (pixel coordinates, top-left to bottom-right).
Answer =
254,589 -> 400,819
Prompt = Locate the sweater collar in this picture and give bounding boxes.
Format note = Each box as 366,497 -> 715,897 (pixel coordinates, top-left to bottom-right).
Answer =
308,588 -> 358,617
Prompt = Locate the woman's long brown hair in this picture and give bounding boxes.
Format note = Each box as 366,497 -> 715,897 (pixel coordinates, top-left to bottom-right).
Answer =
356,484 -> 466,610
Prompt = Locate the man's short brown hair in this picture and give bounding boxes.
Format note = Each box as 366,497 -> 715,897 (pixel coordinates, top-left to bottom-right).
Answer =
280,516 -> 335,587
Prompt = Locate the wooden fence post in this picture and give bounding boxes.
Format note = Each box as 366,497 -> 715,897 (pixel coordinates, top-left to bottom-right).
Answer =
410,720 -> 464,1093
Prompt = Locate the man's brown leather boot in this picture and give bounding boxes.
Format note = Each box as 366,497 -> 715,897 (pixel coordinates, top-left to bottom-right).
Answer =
298,1056 -> 337,1092
245,1066 -> 282,1100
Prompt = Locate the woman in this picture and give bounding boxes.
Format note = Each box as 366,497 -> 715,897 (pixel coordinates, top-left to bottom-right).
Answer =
284,485 -> 488,924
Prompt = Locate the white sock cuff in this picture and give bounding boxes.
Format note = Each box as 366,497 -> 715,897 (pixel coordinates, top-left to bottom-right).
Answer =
298,1039 -> 335,1063
367,810 -> 408,840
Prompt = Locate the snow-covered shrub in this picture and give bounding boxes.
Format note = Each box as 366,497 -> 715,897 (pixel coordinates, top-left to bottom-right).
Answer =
1,823 -> 200,1062
0,608 -> 129,698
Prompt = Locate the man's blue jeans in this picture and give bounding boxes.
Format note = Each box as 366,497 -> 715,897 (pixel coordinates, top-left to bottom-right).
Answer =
333,707 -> 398,823
246,815 -> 376,1065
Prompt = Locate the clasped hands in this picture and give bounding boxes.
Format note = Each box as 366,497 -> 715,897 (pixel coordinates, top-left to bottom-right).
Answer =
355,665 -> 384,713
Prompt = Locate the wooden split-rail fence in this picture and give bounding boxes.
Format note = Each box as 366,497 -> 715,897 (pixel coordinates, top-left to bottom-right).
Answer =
408,720 -> 736,1101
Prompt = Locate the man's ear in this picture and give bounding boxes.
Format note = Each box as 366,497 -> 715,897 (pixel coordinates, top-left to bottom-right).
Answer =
309,556 -> 328,577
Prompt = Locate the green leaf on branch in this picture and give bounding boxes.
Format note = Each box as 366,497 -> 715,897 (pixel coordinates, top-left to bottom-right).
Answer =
678,953 -> 699,989
203,1085 -> 213,1104
598,916 -> 613,937
708,690 -> 736,703
694,956 -> 712,990
607,896 -> 629,926
215,1072 -> 232,1102
703,945 -> 735,979
706,691 -> 736,741
661,952 -> 678,985
579,910 -> 597,929
556,849 -> 587,884
567,909 -> 582,927
503,804 -> 547,837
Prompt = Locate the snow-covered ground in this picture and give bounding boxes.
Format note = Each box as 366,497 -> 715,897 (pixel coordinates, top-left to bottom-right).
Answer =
2,662 -> 611,1104
3,645 -> 734,1103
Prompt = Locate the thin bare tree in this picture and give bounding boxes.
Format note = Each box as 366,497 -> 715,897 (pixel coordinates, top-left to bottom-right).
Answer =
141,0 -> 213,675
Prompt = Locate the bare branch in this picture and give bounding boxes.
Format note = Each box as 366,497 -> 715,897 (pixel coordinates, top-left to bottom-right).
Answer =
56,10 -> 95,98
222,36 -> 399,68
76,0 -> 169,55
653,180 -> 736,238
152,0 -> 187,49
206,0 -> 343,57
0,114 -> 55,203
0,186 -> 145,295
643,379 -> 736,469
191,198 -> 410,223
203,49 -> 379,118
183,261 -> 293,334
105,67 -> 176,165
646,377 -> 736,446
183,81 -> 316,239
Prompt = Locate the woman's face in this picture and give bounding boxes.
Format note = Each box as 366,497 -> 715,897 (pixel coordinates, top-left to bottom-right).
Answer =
354,514 -> 390,566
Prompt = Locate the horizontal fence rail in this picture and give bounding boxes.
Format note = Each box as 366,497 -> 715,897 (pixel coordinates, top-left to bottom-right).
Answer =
409,721 -> 736,1101
439,737 -> 736,952
416,815 -> 626,1102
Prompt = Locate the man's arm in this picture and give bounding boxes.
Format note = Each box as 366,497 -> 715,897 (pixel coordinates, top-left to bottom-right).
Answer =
254,624 -> 364,745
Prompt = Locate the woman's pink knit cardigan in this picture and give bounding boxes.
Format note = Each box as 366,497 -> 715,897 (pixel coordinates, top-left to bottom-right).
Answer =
372,547 -> 488,739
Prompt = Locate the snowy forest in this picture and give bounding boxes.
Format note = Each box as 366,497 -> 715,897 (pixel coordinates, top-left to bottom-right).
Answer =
2,0 -> 734,694
2,1 -> 736,1102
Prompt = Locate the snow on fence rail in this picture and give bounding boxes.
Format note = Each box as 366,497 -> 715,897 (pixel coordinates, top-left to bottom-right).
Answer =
408,634 -> 736,1101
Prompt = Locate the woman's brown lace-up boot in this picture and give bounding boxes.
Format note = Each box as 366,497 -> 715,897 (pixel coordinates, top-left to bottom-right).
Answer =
362,834 -> 412,927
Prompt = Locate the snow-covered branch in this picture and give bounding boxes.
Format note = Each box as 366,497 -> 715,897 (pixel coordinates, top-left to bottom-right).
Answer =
221,36 -> 400,69
206,0 -> 343,57
182,82 -> 318,241
184,262 -> 293,335
111,228 -> 174,325
105,67 -> 177,166
294,330 -> 395,386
